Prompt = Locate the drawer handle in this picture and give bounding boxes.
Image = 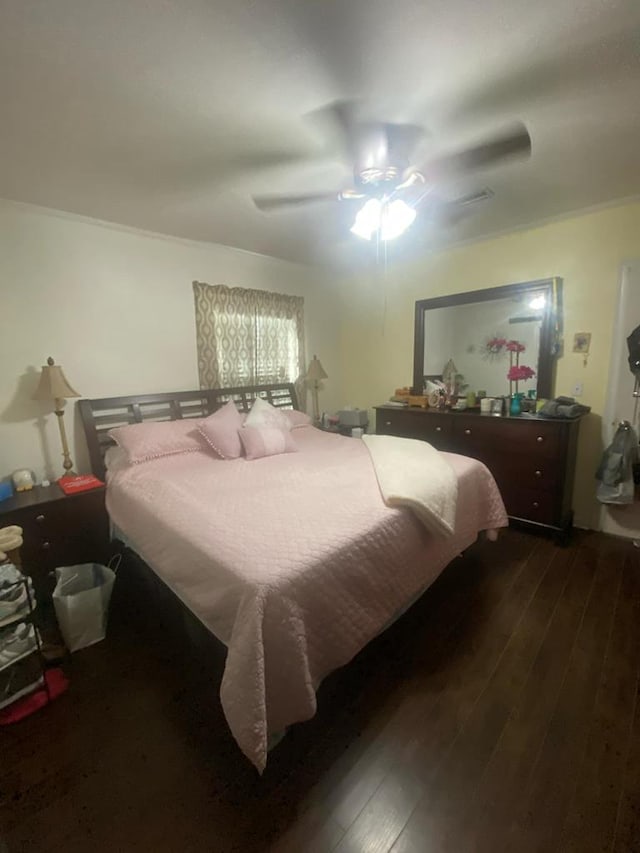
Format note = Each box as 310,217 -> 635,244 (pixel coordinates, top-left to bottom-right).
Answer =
464,429 -> 472,435
536,436 -> 544,443
535,470 -> 542,478
36,514 -> 45,523
41,541 -> 51,550
532,502 -> 539,509
385,421 -> 391,426
435,426 -> 442,432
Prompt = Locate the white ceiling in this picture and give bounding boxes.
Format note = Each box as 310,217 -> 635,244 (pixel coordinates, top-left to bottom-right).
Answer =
0,0 -> 639,267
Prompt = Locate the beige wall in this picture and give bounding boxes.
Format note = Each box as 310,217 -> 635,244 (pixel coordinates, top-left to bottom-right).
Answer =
0,200 -> 340,482
338,201 -> 640,529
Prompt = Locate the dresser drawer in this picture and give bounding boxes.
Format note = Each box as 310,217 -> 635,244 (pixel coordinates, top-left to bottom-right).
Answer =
376,409 -> 452,448
377,409 -> 424,438
498,419 -> 562,459
452,416 -> 562,460
450,415 -> 502,462
490,455 -> 560,493
502,487 -> 557,525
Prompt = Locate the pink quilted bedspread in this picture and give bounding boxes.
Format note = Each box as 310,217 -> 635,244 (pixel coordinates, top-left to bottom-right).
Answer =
106,426 -> 507,771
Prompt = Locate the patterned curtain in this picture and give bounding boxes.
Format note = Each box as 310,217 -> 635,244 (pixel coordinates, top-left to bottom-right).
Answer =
192,282 -> 306,409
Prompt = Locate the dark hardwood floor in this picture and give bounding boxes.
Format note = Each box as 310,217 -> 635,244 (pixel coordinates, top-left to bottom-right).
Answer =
2,529 -> 639,852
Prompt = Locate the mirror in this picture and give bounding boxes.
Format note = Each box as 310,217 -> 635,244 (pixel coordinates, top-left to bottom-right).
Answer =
413,278 -> 562,400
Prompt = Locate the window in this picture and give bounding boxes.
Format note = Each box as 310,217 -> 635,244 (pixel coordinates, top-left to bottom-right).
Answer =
192,281 -> 305,403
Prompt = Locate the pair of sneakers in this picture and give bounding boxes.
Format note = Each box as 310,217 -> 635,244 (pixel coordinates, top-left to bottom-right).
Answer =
0,622 -> 38,672
0,564 -> 36,626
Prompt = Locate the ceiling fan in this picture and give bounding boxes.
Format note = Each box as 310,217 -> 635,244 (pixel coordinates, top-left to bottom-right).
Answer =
252,102 -> 531,241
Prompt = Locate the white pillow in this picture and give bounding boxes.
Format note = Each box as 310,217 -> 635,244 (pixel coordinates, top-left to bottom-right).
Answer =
244,396 -> 291,431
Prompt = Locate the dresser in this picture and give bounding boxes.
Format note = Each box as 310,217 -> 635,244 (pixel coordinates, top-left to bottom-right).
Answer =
375,406 -> 583,541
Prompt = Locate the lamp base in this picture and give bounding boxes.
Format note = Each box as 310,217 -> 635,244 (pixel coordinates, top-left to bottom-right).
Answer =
311,385 -> 321,423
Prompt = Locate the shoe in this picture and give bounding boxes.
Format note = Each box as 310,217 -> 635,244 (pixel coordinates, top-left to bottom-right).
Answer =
0,581 -> 35,627
0,564 -> 34,598
0,562 -> 22,590
0,623 -> 38,672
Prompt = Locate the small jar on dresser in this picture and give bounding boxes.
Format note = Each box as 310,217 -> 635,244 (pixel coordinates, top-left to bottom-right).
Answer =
0,484 -> 110,598
375,406 -> 584,543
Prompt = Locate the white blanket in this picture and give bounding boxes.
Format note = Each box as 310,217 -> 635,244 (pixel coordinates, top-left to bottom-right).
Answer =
363,434 -> 458,537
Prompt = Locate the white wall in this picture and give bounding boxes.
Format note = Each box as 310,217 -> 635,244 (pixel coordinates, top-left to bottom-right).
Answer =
0,200 -> 340,482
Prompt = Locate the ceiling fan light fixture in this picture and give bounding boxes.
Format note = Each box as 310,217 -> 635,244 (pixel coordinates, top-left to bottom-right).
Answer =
350,198 -> 382,240
350,198 -> 416,242
380,199 -> 416,241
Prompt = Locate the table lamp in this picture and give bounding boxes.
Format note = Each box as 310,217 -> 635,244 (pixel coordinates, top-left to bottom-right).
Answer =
305,355 -> 327,423
32,357 -> 81,478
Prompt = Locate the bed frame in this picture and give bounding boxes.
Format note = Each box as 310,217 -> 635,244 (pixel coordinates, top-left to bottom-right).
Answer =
78,382 -> 299,479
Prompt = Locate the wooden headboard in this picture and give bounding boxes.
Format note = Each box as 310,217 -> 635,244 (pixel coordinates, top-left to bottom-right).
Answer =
78,382 -> 299,479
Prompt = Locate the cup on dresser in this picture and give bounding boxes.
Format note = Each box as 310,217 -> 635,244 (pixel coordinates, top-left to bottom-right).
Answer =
480,397 -> 493,414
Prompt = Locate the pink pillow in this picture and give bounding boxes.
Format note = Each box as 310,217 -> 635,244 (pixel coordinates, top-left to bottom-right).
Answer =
244,396 -> 291,431
108,419 -> 205,464
283,410 -> 312,429
239,425 -> 297,460
197,400 -> 244,459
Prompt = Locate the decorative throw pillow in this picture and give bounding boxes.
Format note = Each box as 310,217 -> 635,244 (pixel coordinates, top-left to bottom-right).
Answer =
244,396 -> 291,431
108,419 -> 206,465
239,425 -> 297,460
283,409 -> 312,429
197,400 -> 245,459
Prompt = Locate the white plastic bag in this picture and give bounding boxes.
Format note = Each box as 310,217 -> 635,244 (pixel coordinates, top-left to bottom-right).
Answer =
52,558 -> 119,652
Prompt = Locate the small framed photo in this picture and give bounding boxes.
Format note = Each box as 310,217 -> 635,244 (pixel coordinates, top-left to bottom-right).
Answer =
573,332 -> 591,354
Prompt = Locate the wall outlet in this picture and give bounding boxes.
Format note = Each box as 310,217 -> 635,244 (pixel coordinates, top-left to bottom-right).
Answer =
573,382 -> 584,397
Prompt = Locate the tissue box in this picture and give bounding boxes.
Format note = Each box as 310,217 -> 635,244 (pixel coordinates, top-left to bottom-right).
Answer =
338,409 -> 369,427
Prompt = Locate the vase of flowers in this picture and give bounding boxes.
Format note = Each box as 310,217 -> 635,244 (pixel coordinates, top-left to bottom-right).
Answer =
505,339 -> 535,415
507,364 -> 536,415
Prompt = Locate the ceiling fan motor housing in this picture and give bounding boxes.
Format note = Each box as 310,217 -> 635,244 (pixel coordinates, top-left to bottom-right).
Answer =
352,122 -> 411,191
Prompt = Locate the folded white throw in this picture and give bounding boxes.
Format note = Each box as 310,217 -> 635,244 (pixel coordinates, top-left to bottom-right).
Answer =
362,435 -> 458,537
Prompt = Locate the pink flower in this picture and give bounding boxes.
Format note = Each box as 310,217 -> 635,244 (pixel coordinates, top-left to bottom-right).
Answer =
507,364 -> 536,382
505,340 -> 526,353
487,337 -> 507,351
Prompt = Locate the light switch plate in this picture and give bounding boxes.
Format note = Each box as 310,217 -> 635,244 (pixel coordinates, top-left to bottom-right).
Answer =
573,382 -> 584,397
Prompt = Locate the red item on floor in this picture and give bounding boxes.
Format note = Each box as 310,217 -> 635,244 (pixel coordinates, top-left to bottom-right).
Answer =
58,474 -> 104,495
0,668 -> 69,724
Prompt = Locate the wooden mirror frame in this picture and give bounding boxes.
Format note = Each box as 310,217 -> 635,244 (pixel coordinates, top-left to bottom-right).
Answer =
413,277 -> 563,399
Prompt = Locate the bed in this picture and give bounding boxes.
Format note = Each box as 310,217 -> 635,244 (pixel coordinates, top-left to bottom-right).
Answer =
79,383 -> 507,771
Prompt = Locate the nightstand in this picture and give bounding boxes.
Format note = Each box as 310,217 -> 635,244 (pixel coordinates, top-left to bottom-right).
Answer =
0,485 -> 109,598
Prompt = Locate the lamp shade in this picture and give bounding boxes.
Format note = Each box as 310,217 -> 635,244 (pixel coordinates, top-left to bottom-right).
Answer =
32,357 -> 80,401
305,355 -> 327,382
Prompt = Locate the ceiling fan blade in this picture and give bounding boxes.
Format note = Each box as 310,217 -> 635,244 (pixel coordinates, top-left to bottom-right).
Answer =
307,100 -> 362,162
421,123 -> 531,181
253,191 -> 341,211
